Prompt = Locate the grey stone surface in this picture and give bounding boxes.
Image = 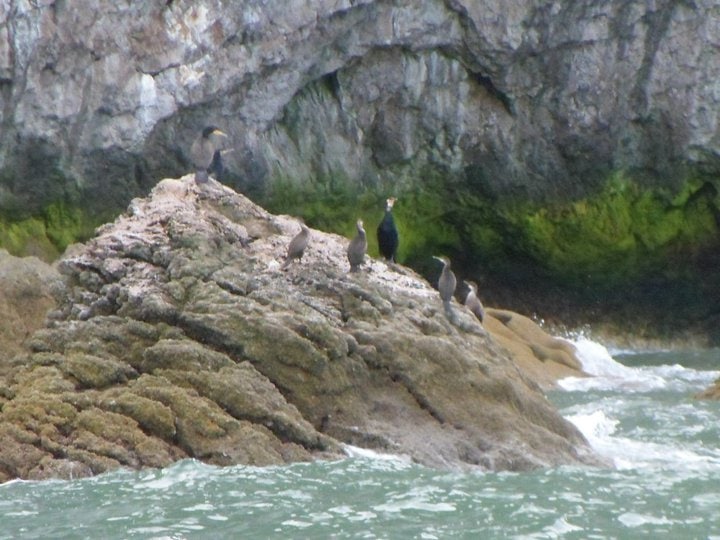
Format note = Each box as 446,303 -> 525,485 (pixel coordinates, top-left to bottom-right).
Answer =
1,0 -> 717,215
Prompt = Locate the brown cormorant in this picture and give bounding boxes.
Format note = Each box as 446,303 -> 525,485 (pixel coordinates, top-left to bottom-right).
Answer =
463,280 -> 485,323
347,218 -> 367,272
190,126 -> 228,184
376,197 -> 398,262
433,255 -> 457,305
281,223 -> 310,269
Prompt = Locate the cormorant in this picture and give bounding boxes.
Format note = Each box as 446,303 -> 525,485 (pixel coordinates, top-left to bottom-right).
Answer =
463,280 -> 485,323
433,255 -> 457,306
347,218 -> 367,272
376,197 -> 398,262
281,223 -> 310,269
190,126 -> 228,184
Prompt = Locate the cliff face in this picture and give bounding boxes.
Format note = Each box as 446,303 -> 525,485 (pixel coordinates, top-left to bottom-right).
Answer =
1,1 -> 720,333
0,176 -> 599,481
2,0 -> 719,209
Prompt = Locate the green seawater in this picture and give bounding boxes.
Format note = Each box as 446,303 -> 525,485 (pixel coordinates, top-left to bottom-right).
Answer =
2,346 -> 720,539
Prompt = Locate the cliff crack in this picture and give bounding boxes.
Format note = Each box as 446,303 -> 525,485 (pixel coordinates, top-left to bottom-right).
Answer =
468,70 -> 514,116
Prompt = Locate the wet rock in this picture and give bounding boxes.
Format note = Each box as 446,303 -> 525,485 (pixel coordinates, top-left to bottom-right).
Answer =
696,379 -> 720,400
0,177 -> 602,481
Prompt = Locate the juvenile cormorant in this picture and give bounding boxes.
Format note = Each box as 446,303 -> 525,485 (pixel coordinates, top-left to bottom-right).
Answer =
433,255 -> 457,305
463,280 -> 485,323
190,126 -> 228,184
347,218 -> 367,272
281,223 -> 310,269
376,197 -> 398,262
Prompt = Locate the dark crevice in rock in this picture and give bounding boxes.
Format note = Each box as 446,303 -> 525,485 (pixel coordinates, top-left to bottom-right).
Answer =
630,3 -> 677,115
468,70 -> 514,115
390,372 -> 446,425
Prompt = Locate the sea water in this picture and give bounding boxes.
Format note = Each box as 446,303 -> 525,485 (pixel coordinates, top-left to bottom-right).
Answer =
2,339 -> 720,539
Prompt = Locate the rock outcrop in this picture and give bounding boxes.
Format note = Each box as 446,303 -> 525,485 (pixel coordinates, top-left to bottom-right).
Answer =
0,177 -> 599,481
0,250 -> 62,364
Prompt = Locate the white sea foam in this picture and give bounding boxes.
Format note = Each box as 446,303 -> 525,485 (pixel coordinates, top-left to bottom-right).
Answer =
559,337 -> 720,393
559,337 -> 667,392
618,512 -> 674,528
565,407 -> 720,471
342,444 -> 412,464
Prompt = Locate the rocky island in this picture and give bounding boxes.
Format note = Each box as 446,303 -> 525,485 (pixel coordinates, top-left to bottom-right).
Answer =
0,177 -> 599,482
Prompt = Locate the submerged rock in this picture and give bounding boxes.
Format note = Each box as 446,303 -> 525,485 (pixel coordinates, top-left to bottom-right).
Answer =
696,379 -> 720,400
0,177 -> 600,481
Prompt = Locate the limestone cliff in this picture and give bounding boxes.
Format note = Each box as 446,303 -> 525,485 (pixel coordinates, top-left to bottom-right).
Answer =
0,177 -> 600,481
3,0 -> 718,205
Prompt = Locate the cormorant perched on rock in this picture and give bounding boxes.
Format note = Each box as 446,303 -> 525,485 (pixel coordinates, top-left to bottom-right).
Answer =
190,126 -> 228,184
463,280 -> 485,323
281,223 -> 310,269
347,218 -> 367,272
433,255 -> 457,306
377,197 -> 398,262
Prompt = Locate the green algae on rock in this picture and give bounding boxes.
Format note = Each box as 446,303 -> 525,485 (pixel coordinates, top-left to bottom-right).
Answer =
505,174 -> 719,287
261,168 -> 720,286
0,201 -> 100,261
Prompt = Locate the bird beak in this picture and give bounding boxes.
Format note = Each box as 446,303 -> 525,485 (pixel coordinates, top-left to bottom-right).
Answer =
213,129 -> 228,137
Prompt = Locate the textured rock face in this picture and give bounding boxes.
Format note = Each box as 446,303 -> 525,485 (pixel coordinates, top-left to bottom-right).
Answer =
0,176 -> 600,481
0,249 -> 61,361
1,0 -> 719,214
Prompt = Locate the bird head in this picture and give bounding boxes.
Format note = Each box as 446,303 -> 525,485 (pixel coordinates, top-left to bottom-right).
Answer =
202,126 -> 228,139
386,197 -> 397,210
463,280 -> 478,293
356,218 -> 365,231
432,255 -> 450,267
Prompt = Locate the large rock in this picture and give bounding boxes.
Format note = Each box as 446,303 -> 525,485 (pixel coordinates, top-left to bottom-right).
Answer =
0,250 -> 61,365
0,177 -> 599,481
1,1 -> 718,211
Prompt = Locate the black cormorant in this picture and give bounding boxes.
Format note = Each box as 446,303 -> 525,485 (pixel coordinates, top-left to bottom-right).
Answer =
376,197 -> 398,262
347,218 -> 367,272
282,223 -> 310,269
190,126 -> 228,184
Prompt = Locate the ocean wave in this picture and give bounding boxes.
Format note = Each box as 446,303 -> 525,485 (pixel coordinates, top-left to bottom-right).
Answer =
558,337 -> 719,393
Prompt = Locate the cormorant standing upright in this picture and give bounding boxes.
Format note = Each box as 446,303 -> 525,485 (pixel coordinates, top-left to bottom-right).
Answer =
376,197 -> 398,262
347,218 -> 367,272
282,223 -> 310,269
190,126 -> 228,184
433,255 -> 457,306
463,280 -> 485,323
